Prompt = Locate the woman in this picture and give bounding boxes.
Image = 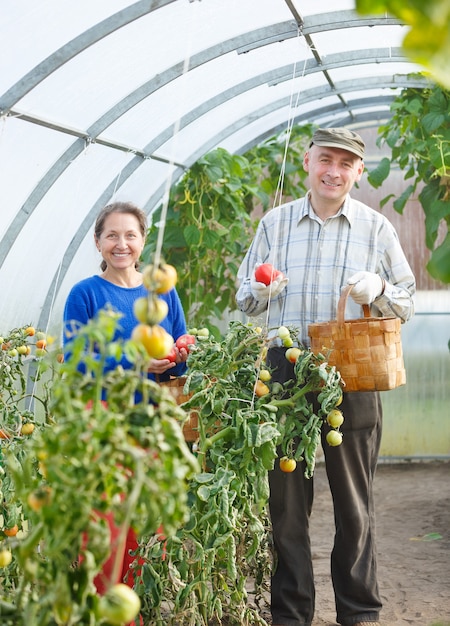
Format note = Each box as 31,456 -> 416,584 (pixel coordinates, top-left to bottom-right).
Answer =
63,201 -> 189,624
63,201 -> 189,380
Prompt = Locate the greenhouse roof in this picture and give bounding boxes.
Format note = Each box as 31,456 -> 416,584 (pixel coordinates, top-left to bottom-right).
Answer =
0,0 -> 428,333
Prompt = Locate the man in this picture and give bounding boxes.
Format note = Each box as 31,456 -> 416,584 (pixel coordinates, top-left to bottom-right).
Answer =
236,127 -> 415,626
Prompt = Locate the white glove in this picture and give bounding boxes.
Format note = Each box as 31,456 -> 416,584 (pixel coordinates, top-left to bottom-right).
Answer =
347,271 -> 384,304
251,270 -> 289,300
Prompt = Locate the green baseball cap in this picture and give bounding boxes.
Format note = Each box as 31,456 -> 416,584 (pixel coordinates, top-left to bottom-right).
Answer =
310,127 -> 365,159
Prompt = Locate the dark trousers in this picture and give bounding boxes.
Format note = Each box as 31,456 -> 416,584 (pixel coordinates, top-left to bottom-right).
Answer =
267,347 -> 382,626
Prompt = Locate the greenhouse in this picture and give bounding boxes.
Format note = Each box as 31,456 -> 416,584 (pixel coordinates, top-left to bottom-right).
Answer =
0,2 -> 449,625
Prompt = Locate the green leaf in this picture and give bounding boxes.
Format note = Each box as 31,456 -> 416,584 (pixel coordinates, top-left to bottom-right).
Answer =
421,112 -> 446,134
393,184 -> 415,213
197,485 -> 211,502
367,157 -> 391,188
183,224 -> 201,246
426,232 -> 450,283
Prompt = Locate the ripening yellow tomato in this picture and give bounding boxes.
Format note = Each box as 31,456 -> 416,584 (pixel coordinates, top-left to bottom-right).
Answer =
131,324 -> 174,359
285,347 -> 302,363
279,456 -> 297,473
134,296 -> 169,325
21,422 -> 35,436
142,264 -> 177,294
254,380 -> 270,397
259,369 -> 271,382
27,486 -> 52,512
0,549 -> 12,568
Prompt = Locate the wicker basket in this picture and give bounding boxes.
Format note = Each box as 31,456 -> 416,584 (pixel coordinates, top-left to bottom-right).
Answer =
308,284 -> 406,392
159,376 -> 199,441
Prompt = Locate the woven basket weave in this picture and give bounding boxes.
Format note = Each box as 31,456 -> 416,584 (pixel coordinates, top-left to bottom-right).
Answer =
308,284 -> 406,392
159,376 -> 199,441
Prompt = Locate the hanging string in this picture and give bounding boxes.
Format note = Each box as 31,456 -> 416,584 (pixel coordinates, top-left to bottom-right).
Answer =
262,28 -> 310,330
251,30 -> 313,402
152,3 -> 198,269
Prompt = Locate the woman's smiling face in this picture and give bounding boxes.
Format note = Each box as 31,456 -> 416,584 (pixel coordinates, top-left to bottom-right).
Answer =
95,211 -> 145,272
303,144 -> 364,209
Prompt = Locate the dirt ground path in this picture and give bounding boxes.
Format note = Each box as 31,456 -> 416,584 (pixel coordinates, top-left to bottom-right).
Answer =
303,460 -> 450,626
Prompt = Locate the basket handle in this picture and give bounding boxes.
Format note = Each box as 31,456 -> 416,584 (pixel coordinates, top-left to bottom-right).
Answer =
337,284 -> 370,324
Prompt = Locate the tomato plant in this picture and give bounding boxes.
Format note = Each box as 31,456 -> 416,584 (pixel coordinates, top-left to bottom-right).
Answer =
1,311 -> 198,625
135,320 -> 343,625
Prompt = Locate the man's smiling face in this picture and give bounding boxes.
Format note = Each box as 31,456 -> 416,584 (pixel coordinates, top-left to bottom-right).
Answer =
303,144 -> 364,209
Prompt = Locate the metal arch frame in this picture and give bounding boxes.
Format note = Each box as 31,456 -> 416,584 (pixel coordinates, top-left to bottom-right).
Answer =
0,0 -> 178,112
158,74 -> 430,173
236,95 -> 397,155
1,53 -> 420,273
138,47 -> 407,157
0,8 -> 416,270
5,46 -> 408,165
0,6 -> 425,330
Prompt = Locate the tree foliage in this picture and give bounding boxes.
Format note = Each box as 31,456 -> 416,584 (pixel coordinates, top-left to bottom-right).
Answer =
356,0 -> 450,89
366,83 -> 450,283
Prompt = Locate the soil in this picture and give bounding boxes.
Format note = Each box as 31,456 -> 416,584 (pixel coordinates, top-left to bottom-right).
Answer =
259,460 -> 450,626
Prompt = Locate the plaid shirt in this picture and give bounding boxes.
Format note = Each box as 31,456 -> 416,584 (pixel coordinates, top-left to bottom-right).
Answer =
236,194 -> 415,346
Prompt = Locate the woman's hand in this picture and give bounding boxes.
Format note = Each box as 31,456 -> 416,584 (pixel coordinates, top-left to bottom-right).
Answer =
147,346 -> 189,374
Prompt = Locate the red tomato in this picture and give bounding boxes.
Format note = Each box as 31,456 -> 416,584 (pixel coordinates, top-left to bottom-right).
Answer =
254,263 -> 282,285
164,346 -> 177,363
175,334 -> 196,351
4,525 -> 19,537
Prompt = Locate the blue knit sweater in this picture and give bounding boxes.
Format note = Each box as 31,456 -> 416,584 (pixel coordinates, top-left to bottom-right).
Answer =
63,275 -> 187,381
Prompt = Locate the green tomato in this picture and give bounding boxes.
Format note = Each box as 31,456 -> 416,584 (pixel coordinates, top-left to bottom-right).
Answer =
326,430 -> 343,447
277,326 -> 290,340
326,409 -> 344,428
98,584 -> 141,625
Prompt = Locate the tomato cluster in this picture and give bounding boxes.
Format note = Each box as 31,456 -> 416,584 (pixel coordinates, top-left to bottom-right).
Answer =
130,262 -> 179,359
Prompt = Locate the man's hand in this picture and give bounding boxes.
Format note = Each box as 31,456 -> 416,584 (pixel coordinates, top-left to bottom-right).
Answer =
347,271 -> 384,304
251,268 -> 289,300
